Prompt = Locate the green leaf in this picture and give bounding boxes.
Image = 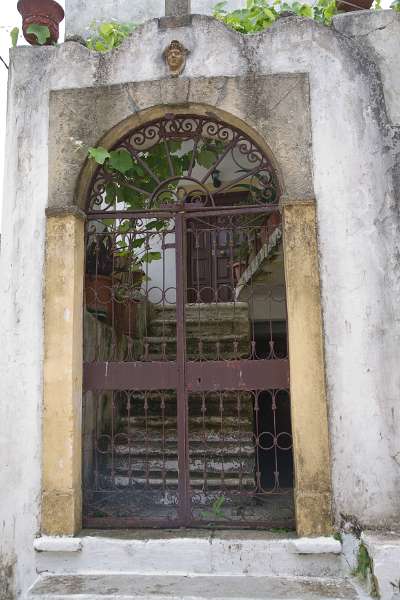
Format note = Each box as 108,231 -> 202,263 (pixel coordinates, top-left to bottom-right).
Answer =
298,4 -> 313,17
26,24 -> 51,45
99,23 -> 114,36
109,149 -> 134,174
132,238 -> 146,248
146,220 -> 162,230
88,147 -> 111,165
197,149 -> 217,169
213,1 -> 228,13
262,7 -> 276,20
104,182 -> 118,207
130,163 -> 145,177
142,251 -> 162,263
85,20 -> 137,53
10,27 -> 19,48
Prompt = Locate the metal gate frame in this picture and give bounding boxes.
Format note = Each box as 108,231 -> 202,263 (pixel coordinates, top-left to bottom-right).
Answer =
83,202 -> 290,529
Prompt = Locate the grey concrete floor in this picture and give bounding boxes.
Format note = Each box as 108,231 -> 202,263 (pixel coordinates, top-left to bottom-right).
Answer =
28,574 -> 368,600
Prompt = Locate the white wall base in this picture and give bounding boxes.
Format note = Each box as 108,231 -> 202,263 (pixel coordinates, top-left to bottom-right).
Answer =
361,531 -> 400,600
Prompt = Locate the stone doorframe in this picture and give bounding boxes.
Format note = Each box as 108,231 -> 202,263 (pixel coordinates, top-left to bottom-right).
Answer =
42,98 -> 332,538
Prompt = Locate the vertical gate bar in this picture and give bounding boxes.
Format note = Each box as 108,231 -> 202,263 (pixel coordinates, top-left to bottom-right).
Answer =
175,213 -> 190,523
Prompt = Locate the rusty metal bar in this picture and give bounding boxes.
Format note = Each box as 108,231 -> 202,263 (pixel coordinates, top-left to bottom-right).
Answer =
175,212 -> 190,522
83,362 -> 178,391
186,360 -> 289,392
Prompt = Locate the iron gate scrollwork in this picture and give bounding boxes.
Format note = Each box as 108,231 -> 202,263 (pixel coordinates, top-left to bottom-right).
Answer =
83,114 -> 294,528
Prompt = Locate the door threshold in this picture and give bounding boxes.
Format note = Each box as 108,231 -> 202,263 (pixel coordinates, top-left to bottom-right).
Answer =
79,528 -> 297,540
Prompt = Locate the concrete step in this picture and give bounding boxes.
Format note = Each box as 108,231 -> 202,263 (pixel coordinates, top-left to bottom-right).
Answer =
113,444 -> 255,457
107,474 -> 256,488
108,432 -> 255,443
33,533 -> 345,579
108,455 -> 254,474
153,302 -> 250,320
120,415 -> 253,430
150,320 -> 250,338
27,574 -> 365,600
143,334 -> 250,354
119,394 -> 253,419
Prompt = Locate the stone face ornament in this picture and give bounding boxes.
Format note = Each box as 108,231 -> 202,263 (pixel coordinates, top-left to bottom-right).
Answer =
163,40 -> 189,77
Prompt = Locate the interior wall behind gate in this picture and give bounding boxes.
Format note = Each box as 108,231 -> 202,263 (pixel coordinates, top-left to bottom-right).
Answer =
1,9 -> 400,597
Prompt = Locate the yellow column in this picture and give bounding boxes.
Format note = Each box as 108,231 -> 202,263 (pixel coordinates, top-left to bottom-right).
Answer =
282,200 -> 333,536
42,211 -> 84,535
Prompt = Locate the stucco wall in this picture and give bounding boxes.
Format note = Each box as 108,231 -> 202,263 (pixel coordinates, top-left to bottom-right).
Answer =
1,9 -> 399,597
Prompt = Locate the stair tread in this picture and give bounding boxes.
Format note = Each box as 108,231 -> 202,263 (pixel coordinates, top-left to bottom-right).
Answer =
110,475 -> 256,487
113,446 -> 255,457
154,302 -> 250,311
28,574 -> 362,599
144,334 -> 250,342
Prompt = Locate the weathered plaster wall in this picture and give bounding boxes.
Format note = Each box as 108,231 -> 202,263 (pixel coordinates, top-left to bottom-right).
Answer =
333,10 -> 400,125
1,9 -> 399,597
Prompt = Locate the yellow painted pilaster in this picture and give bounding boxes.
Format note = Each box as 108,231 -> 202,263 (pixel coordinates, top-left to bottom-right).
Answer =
42,212 -> 84,535
283,200 -> 333,536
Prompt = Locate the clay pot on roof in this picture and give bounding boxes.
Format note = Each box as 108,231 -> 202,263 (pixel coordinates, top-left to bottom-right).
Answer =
336,0 -> 373,11
17,0 -> 64,46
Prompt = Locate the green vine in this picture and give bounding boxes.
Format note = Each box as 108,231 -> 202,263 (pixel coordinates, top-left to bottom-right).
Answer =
213,0 -> 388,31
213,0 -> 338,29
352,544 -> 378,598
86,21 -> 137,52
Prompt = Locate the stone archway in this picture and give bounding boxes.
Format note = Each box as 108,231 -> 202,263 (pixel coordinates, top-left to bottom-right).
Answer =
42,103 -> 332,537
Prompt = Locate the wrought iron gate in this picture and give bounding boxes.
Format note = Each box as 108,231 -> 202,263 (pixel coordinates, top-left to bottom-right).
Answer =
83,114 -> 293,528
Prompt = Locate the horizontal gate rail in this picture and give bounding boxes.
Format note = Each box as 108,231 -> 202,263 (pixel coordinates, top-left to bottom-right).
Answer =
187,359 -> 289,391
83,361 -> 178,391
83,359 -> 289,392
87,204 -> 281,222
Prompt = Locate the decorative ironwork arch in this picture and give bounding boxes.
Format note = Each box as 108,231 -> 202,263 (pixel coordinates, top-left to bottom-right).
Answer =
86,113 -> 281,215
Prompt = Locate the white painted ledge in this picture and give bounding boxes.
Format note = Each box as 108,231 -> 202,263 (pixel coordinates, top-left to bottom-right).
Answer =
287,537 -> 342,554
34,536 -> 82,553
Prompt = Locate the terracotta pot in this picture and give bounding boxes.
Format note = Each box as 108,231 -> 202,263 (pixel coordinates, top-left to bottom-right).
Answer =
336,0 -> 373,11
85,275 -> 113,322
17,0 -> 64,46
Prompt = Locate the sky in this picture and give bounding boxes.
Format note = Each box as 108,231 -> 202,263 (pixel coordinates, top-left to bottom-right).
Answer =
0,0 -> 393,232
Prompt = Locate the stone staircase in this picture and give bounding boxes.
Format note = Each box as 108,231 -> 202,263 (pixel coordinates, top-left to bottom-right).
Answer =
143,302 -> 251,360
28,533 -> 369,600
98,303 -> 256,506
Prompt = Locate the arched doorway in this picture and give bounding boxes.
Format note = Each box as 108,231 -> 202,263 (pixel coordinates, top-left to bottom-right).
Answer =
82,112 -> 294,528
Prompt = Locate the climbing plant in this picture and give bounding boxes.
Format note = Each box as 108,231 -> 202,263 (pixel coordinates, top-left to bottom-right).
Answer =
88,139 -> 224,211
213,0 -> 338,29
86,21 -> 137,52
87,139 -> 226,274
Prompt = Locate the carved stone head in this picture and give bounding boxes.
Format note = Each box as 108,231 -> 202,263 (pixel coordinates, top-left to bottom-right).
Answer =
163,40 -> 189,77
